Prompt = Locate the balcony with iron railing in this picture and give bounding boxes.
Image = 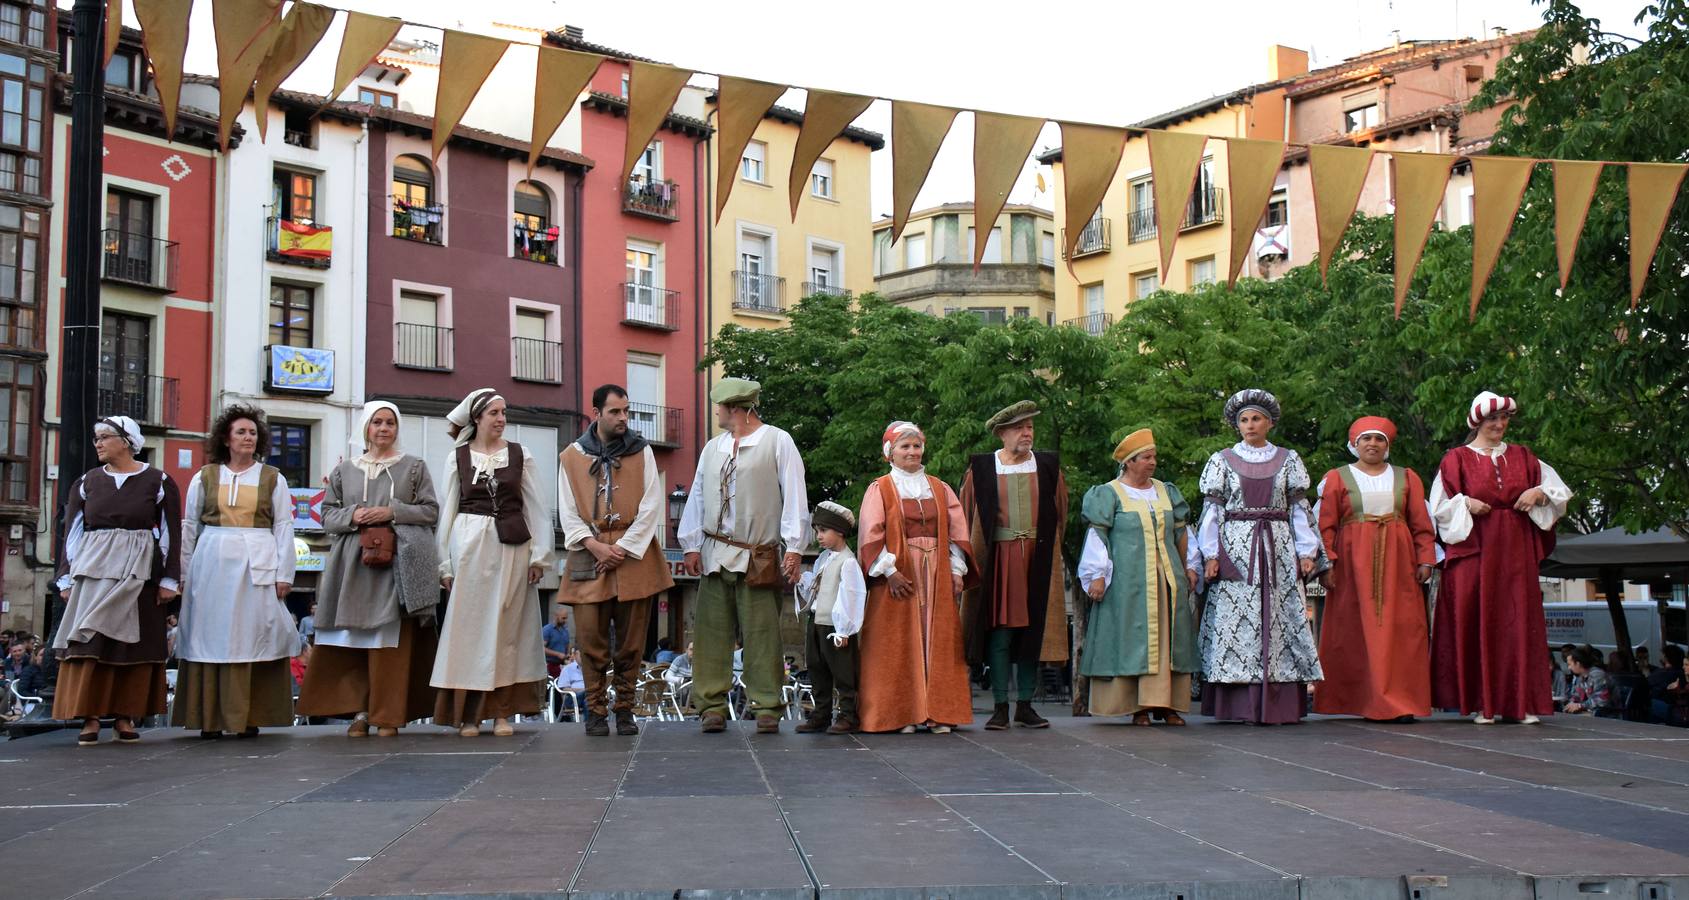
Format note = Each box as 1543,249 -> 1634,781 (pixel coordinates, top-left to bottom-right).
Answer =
514,223 -> 560,264
1181,186 -> 1225,231
512,336 -> 563,383
101,230 -> 179,292
627,402 -> 682,448
623,178 -> 680,221
623,283 -> 680,331
266,216 -> 332,268
393,322 -> 454,371
800,282 -> 852,300
1061,218 -> 1112,259
97,370 -> 179,429
731,271 -> 785,315
1126,207 -> 1157,244
1063,312 -> 1114,336
392,196 -> 444,244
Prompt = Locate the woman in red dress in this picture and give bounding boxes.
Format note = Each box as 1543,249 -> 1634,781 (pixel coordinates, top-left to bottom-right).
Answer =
1429,392 -> 1571,724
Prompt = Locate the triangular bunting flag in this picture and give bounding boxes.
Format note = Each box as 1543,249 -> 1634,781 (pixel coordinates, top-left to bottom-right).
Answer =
104,0 -> 124,66
252,2 -> 334,143
889,101 -> 959,243
972,112 -> 1044,268
1056,122 -> 1126,270
1390,152 -> 1456,316
712,76 -> 788,222
1309,144 -> 1375,285
1468,156 -> 1536,319
1551,160 -> 1603,290
1146,129 -> 1207,281
326,11 -> 402,109
622,61 -> 693,184
1224,138 -> 1286,287
213,0 -> 285,151
528,46 -> 602,175
788,89 -> 874,221
1627,161 -> 1689,308
132,0 -> 194,140
432,30 -> 510,161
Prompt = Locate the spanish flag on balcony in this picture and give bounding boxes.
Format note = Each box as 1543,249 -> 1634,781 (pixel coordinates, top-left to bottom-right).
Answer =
277,220 -> 333,260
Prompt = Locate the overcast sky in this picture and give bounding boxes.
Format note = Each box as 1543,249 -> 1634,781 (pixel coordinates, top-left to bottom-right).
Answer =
156,0 -> 1647,219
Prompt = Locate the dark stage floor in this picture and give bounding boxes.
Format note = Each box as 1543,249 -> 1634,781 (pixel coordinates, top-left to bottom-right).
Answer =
1,708 -> 1686,899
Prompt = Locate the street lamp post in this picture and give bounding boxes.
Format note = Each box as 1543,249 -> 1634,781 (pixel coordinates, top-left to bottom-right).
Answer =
666,484 -> 688,549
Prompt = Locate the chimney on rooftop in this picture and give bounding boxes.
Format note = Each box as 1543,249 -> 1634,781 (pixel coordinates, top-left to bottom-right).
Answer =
1492,26 -> 1508,38
564,24 -> 584,41
1267,44 -> 1308,80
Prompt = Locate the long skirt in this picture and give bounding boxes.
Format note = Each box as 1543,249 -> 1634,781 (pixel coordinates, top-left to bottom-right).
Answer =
1090,580 -> 1192,716
433,682 -> 543,727
169,659 -> 295,731
53,659 -> 169,720
858,537 -> 973,732
297,618 -> 439,728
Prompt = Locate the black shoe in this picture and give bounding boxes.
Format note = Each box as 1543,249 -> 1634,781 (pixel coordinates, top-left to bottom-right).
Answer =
584,713 -> 610,737
77,730 -> 100,746
1014,702 -> 1050,729
198,730 -> 223,740
826,715 -> 859,735
237,726 -> 260,739
795,710 -> 832,733
985,703 -> 1010,730
615,710 -> 639,736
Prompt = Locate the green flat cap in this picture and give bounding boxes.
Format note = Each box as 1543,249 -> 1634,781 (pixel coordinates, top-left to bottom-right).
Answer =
711,376 -> 761,407
986,400 -> 1041,433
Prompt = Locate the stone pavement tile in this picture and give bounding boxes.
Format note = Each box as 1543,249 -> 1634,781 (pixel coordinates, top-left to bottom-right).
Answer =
295,753 -> 506,802
1195,736 -> 1508,791
1438,739 -> 1689,786
0,803 -> 109,844
84,799 -> 442,900
780,794 -> 1052,892
619,719 -> 748,752
619,748 -> 767,798
1269,789 -> 1689,876
1569,738 -> 1689,763
1093,789 -> 1504,879
458,751 -> 631,800
850,729 -> 977,753
572,796 -> 811,894
1332,733 -> 1687,790
328,798 -> 602,896
964,742 -> 1217,795
1092,741 -> 1380,792
1575,783 -> 1689,811
1,756 -> 217,805
869,743 -> 1069,795
0,802 -> 275,899
941,792 -> 1287,885
1418,786 -> 1689,858
758,746 -> 924,799
133,754 -> 383,805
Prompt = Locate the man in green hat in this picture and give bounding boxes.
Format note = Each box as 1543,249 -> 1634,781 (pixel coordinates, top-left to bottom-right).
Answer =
678,377 -> 810,733
959,400 -> 1069,730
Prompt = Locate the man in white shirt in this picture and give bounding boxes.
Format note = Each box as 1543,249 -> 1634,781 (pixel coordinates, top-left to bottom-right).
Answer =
678,377 -> 810,734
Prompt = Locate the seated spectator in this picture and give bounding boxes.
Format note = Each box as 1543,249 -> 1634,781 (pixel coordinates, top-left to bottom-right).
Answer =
290,643 -> 312,696
1606,649 -> 1636,676
1564,645 -> 1612,715
1634,646 -> 1655,677
298,601 -> 317,645
2,642 -> 43,718
556,648 -> 586,720
665,642 -> 693,684
1649,644 -> 1685,724
654,638 -> 677,665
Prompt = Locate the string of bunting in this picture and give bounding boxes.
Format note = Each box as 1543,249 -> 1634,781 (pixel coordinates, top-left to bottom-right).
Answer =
115,0 -> 1688,316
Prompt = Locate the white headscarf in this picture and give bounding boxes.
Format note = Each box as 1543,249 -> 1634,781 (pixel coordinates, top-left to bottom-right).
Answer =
446,388 -> 502,447
94,415 -> 144,455
352,401 -> 404,498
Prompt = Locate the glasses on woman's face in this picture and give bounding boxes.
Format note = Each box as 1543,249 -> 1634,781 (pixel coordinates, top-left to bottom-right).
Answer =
93,434 -> 120,446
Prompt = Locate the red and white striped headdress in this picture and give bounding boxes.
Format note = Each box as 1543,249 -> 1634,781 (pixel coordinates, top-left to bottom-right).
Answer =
1467,391 -> 1517,428
882,421 -> 923,460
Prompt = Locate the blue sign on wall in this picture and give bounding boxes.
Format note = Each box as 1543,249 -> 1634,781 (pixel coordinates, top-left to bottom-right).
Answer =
267,346 -> 334,393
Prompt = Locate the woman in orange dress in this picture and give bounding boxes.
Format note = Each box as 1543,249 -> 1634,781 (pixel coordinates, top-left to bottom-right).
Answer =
856,422 -> 978,733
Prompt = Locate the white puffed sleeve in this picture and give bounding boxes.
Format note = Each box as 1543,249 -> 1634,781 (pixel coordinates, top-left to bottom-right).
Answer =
1530,461 -> 1572,531
1077,529 -> 1112,589
1428,471 -> 1473,545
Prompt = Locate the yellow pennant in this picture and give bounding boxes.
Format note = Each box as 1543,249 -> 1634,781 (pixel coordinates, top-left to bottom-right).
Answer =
1391,152 -> 1455,317
528,46 -> 602,176
1224,138 -> 1286,287
1146,130 -> 1207,281
1551,160 -> 1603,290
712,76 -> 788,222
213,0 -> 284,152
1057,122 -> 1126,272
1467,156 -> 1536,319
1627,162 -> 1689,308
132,0 -> 194,140
251,2 -> 334,143
889,101 -> 959,243
104,0 -> 124,66
1309,144 -> 1375,285
788,89 -> 874,221
327,11 -> 402,109
972,112 -> 1044,269
432,30 -> 510,161
622,61 -> 693,184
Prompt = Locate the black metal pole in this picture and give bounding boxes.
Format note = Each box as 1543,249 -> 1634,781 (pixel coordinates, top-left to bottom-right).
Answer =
56,0 -> 105,529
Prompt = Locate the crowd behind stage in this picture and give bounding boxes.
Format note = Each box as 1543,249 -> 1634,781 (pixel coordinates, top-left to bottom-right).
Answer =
15,381 -> 1689,744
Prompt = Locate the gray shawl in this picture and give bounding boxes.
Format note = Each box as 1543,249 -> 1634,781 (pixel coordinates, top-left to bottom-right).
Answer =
318,455 -> 440,630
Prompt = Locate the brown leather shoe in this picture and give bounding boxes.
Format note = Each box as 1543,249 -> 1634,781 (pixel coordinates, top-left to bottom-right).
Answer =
984,703 -> 1010,730
1159,711 -> 1187,726
1132,712 -> 1153,726
826,715 -> 859,735
700,711 -> 727,733
756,714 -> 780,734
615,709 -> 639,736
1014,702 -> 1050,729
795,710 -> 832,733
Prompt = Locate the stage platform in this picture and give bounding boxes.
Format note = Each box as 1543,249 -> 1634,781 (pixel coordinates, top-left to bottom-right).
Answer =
1,709 -> 1686,899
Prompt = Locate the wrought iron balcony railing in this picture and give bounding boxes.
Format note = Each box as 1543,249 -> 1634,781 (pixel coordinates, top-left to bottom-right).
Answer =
623,283 -> 681,331
800,282 -> 852,300
394,322 -> 454,371
732,271 -> 785,314
512,337 -> 563,383
623,178 -> 680,221
1062,218 -> 1112,259
97,370 -> 178,428
392,196 -> 445,244
627,402 -> 682,448
1063,312 -> 1114,336
101,230 -> 179,292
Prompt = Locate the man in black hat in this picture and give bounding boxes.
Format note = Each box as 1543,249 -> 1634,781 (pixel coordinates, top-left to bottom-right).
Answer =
960,401 -> 1068,730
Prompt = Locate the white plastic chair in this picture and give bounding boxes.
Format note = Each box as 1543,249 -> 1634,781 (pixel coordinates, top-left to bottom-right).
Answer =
550,678 -> 582,722
8,681 -> 40,718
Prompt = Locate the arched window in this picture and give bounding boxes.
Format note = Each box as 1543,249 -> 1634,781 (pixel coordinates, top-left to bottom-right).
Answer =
513,180 -> 557,263
392,155 -> 440,243
392,155 -> 433,206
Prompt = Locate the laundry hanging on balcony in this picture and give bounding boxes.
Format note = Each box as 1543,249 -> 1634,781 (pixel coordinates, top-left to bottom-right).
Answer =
513,222 -> 561,256
276,220 -> 333,260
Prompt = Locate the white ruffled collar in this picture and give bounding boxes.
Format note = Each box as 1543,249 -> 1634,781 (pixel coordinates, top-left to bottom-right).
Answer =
887,465 -> 933,499
1231,441 -> 1278,462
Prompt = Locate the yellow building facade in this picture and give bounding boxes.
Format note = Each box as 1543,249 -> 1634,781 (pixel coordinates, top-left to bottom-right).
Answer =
704,103 -> 882,349
871,203 -> 1057,326
1044,46 -> 1307,326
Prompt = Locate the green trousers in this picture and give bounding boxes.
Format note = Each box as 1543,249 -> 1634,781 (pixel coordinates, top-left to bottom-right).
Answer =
989,628 -> 1038,703
693,570 -> 786,718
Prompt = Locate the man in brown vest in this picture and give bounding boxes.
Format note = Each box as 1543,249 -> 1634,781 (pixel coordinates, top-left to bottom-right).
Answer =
558,384 -> 675,736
